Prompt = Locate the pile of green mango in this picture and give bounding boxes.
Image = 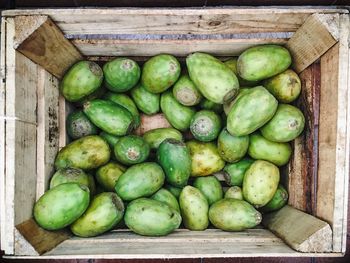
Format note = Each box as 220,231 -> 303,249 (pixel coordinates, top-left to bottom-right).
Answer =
33,44 -> 303,237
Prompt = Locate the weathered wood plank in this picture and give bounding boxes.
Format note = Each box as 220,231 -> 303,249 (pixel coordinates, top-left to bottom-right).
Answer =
285,63 -> 320,213
58,98 -> 74,149
36,67 -> 60,200
14,16 -> 83,79
134,113 -> 171,136
286,13 -> 339,73
263,205 -> 332,252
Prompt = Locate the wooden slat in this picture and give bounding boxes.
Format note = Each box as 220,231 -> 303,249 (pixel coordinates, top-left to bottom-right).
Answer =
36,67 -> 60,200
15,219 -> 71,256
58,98 -> 74,149
14,16 -> 83,79
72,38 -> 288,57
2,8 -> 348,35
317,14 -> 350,253
285,63 -> 320,213
263,205 -> 332,253
286,13 -> 339,73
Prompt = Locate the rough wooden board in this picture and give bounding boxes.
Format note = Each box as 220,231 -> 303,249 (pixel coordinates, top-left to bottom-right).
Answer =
286,13 -> 339,73
72,38 -> 288,57
263,205 -> 332,253
285,63 -> 320,214
134,113 -> 171,136
14,16 -> 83,79
36,67 -> 59,200
15,219 -> 71,256
58,98 -> 74,149
14,229 -> 38,256
2,8 -> 348,35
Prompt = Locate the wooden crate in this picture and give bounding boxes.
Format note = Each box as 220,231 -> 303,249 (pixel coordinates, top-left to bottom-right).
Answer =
0,7 -> 349,259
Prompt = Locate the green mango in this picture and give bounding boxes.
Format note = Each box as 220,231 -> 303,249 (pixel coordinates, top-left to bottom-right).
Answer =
125,198 -> 181,236
141,54 -> 181,93
224,58 -> 259,87
217,128 -> 249,163
114,135 -> 150,165
186,140 -> 225,177
55,135 -> 110,170
260,104 -> 305,142
223,158 -> 254,186
157,139 -> 191,187
49,168 -> 90,190
209,199 -> 262,231
103,58 -> 140,92
83,99 -> 134,136
193,176 -> 223,205
227,86 -> 278,136
243,160 -> 280,207
99,132 -> 120,149
143,128 -> 183,150
225,186 -> 243,200
190,110 -> 222,142
33,183 -> 90,230
260,184 -> 289,213
151,188 -> 180,213
60,61 -> 103,102
173,74 -> 202,106
96,162 -> 126,191
104,92 -> 140,128
263,69 -> 301,103
165,185 -> 183,199
223,88 -> 251,115
200,98 -> 223,114
75,85 -> 107,107
179,186 -> 209,231
66,110 -> 99,139
130,83 -> 160,115
248,133 -> 292,166
237,45 -> 292,81
160,91 -> 196,131
115,162 -> 165,201
71,192 -> 124,237
186,52 -> 239,104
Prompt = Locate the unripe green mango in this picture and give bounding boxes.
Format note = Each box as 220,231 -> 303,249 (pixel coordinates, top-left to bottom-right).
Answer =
248,133 -> 292,166
223,88 -> 251,115
217,128 -> 249,163
209,199 -> 262,231
115,162 -> 165,201
173,74 -> 202,106
186,140 -> 225,177
157,139 -> 191,187
193,176 -> 223,205
142,54 -> 181,93
103,58 -> 140,92
50,168 -> 90,190
104,92 -> 140,128
190,110 -> 222,142
260,104 -> 305,142
151,188 -> 180,213
96,162 -> 126,191
99,132 -> 120,149
225,186 -> 243,200
75,85 -> 107,108
71,192 -> 124,237
237,45 -> 292,81
83,99 -> 134,136
66,110 -> 98,139
223,158 -> 254,186
125,198 -> 181,236
143,128 -> 183,150
60,61 -> 103,102
114,135 -> 150,165
260,184 -> 289,213
263,69 -> 301,103
55,135 -> 110,170
243,160 -> 280,207
224,58 -> 259,87
33,183 -> 90,230
227,86 -> 278,136
200,98 -> 223,114
186,52 -> 239,104
179,186 -> 209,231
165,185 -> 183,199
130,83 -> 160,115
160,91 -> 196,131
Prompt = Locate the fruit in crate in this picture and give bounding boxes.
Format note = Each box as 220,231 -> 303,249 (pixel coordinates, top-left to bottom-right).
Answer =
96,162 -> 126,192
114,135 -> 150,165
130,83 -> 160,115
225,186 -> 243,200
190,110 -> 222,142
222,158 -> 254,187
193,176 -> 223,205
66,110 -> 99,139
173,74 -> 202,106
217,128 -> 249,163
49,167 -> 90,190
151,188 -> 180,213
143,128 -> 183,150
260,184 -> 289,213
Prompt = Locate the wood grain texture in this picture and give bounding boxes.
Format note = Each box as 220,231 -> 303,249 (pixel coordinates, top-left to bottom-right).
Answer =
285,63 -> 320,214
286,13 -> 339,73
14,16 -> 83,79
263,205 -> 332,253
